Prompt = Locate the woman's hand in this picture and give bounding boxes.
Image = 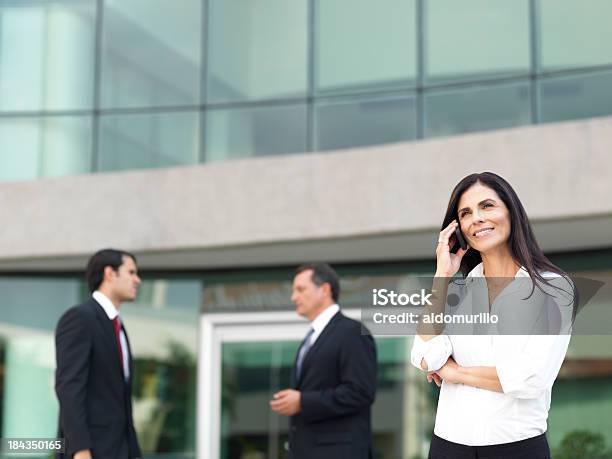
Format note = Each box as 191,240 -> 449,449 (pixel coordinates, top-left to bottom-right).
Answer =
425,357 -> 460,387
419,221 -> 470,339
435,220 -> 469,278
427,372 -> 442,387
435,357 -> 461,384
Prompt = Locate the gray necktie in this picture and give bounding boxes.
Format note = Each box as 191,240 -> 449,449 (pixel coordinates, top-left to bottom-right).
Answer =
296,328 -> 314,379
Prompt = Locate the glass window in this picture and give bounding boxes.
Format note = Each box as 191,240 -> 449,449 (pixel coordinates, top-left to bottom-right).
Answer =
0,275 -> 200,457
123,278 -> 201,457
315,94 -> 417,151
547,334 -> 612,452
539,0 -> 612,71
315,0 -> 417,94
205,105 -> 307,161
100,0 -> 201,109
549,372 -> 612,452
0,116 -> 92,183
0,0 -> 95,111
220,337 -> 435,459
425,0 -> 530,83
424,82 -> 531,138
207,0 -> 308,103
98,111 -> 199,172
0,277 -> 82,437
221,341 -> 298,458
540,71 -> 612,123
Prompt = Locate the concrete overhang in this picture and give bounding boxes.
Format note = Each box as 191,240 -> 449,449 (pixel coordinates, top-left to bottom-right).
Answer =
1,116 -> 611,271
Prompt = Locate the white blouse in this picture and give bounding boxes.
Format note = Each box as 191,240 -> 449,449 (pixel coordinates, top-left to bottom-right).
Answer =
410,263 -> 573,446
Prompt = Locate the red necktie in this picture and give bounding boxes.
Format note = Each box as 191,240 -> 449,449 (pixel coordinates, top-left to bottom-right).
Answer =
112,317 -> 124,374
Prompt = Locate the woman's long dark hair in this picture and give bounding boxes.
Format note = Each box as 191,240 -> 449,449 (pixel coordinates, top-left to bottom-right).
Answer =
443,172 -> 573,301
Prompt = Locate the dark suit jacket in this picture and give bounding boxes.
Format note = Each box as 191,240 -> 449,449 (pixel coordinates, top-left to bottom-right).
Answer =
55,298 -> 141,459
288,311 -> 377,459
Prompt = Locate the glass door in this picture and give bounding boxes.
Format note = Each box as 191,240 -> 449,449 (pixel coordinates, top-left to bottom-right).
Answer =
198,310 -> 436,459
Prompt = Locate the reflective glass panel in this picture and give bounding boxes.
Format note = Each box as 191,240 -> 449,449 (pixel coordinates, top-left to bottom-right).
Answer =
124,278 -> 201,457
540,0 -> 612,71
221,341 -> 298,458
540,71 -> 612,123
205,105 -> 307,161
0,277 -> 82,438
547,334 -> 612,451
220,337 -> 435,459
0,116 -> 92,182
425,0 -> 530,83
0,0 -> 95,111
207,0 -> 308,103
424,82 -> 531,138
315,94 -> 417,151
98,111 -> 199,172
315,0 -> 417,94
549,374 -> 612,451
101,0 -> 201,108
0,275 -> 200,458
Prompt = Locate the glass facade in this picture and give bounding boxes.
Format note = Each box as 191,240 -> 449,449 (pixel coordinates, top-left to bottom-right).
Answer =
100,0 -> 202,109
0,276 -> 200,459
205,105 -> 308,161
540,70 -> 612,123
220,337 -> 434,459
1,0 -> 612,182
539,0 -> 612,71
424,82 -> 531,138
314,94 -> 417,151
0,116 -> 92,181
1,255 -> 612,458
424,0 -> 530,83
315,0 -> 417,93
98,111 -> 200,171
207,0 -> 308,103
0,0 -> 96,112
201,257 -> 612,458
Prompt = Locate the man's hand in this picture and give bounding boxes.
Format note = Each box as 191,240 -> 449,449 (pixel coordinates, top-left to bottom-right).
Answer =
436,357 -> 461,384
270,389 -> 301,416
74,449 -> 92,459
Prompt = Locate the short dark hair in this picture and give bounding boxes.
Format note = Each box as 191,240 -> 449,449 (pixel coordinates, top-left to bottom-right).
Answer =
85,248 -> 137,293
295,263 -> 340,303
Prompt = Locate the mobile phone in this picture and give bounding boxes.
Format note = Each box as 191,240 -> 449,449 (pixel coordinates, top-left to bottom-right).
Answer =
453,227 -> 468,252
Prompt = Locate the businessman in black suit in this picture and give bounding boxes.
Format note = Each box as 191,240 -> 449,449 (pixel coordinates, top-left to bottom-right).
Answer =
55,249 -> 142,459
270,263 -> 377,459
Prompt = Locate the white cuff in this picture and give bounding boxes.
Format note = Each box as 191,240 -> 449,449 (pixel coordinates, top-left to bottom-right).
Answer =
411,335 -> 452,372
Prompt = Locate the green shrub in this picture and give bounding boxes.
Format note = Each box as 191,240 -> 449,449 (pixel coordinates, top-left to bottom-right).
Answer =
553,430 -> 612,459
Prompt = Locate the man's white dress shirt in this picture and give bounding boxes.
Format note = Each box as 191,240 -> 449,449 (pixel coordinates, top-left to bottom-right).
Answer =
93,291 -> 130,380
410,263 -> 573,446
308,303 -> 340,346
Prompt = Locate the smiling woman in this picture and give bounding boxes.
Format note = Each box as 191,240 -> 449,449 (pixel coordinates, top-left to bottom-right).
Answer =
412,172 -> 575,459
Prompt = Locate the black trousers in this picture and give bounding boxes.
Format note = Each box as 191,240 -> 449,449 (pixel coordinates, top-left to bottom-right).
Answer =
428,433 -> 551,459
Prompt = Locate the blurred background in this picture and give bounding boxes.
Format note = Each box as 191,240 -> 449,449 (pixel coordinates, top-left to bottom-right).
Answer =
0,0 -> 611,458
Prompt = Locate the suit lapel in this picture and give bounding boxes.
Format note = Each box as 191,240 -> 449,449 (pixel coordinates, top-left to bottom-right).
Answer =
296,311 -> 342,386
90,299 -> 124,380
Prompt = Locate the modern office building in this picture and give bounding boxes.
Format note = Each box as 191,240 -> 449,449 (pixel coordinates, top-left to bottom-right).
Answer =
1,1 -> 611,458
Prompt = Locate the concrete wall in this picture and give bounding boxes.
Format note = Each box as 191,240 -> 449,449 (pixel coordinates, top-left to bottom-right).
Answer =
1,116 -> 611,270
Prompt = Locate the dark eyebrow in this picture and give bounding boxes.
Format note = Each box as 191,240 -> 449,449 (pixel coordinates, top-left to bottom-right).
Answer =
458,199 -> 497,214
